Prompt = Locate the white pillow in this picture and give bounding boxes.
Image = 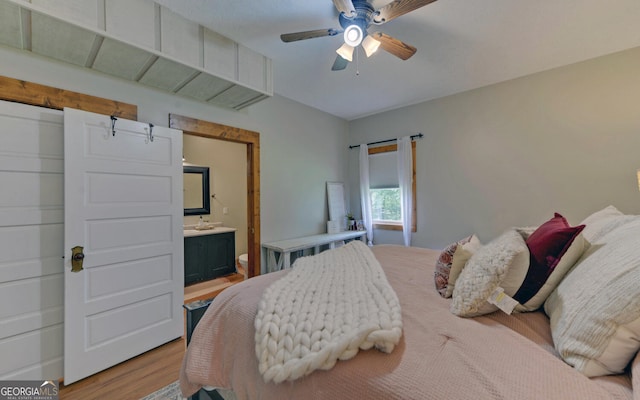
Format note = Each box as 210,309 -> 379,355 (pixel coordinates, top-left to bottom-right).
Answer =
451,229 -> 530,317
544,217 -> 640,376
579,205 -> 630,243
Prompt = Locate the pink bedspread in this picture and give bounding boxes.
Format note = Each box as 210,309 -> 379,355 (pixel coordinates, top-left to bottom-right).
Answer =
180,245 -> 634,400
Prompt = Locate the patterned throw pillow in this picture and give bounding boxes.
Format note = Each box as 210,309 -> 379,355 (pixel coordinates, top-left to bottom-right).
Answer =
434,235 -> 480,298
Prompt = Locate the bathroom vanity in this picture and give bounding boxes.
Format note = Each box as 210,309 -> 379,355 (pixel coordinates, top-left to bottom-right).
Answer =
184,227 -> 236,286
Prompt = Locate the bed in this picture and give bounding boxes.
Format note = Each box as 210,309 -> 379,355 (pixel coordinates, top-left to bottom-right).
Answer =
180,206 -> 640,400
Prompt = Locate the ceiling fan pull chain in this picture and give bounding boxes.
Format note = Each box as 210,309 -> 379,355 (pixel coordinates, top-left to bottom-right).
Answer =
355,46 -> 360,76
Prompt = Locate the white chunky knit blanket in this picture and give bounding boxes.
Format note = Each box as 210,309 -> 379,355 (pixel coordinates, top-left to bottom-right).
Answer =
254,240 -> 403,383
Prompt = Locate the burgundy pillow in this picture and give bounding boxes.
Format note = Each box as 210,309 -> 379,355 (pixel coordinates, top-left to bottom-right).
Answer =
513,213 -> 585,304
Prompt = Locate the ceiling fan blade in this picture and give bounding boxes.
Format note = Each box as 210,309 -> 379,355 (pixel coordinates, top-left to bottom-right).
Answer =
331,55 -> 349,71
280,28 -> 341,43
371,32 -> 417,60
332,0 -> 356,17
373,0 -> 437,24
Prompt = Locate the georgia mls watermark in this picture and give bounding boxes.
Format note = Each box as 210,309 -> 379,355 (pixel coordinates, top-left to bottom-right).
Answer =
0,381 -> 59,400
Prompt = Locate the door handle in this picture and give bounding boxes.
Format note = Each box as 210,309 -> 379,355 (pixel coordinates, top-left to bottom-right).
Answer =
71,246 -> 85,272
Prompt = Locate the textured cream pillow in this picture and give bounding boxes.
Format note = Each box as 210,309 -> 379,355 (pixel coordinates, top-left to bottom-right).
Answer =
544,217 -> 640,376
451,229 -> 530,317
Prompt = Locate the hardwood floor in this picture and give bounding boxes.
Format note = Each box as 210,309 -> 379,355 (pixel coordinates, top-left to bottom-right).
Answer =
59,271 -> 245,400
59,337 -> 185,400
185,272 -> 245,304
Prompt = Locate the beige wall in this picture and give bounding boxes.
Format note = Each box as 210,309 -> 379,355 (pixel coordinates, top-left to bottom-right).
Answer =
183,135 -> 248,257
348,46 -> 640,248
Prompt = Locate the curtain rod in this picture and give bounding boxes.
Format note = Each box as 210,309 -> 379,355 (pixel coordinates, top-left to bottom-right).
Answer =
348,133 -> 423,149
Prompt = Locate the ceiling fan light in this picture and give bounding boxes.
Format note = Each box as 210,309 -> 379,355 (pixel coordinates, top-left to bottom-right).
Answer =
362,35 -> 381,57
336,43 -> 354,62
343,24 -> 363,47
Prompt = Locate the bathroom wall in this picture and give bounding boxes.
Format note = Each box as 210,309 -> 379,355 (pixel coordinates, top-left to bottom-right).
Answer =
183,135 -> 248,257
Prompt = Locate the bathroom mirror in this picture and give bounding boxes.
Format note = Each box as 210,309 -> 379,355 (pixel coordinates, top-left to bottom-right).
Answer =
184,165 -> 210,216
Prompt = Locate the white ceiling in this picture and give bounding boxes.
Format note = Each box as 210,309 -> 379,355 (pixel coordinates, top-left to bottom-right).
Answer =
154,0 -> 640,120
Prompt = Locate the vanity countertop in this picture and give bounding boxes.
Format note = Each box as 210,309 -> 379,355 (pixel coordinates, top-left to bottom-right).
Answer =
184,227 -> 236,237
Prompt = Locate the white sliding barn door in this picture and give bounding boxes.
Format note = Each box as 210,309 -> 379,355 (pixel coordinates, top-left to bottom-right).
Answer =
0,101 -> 65,380
63,108 -> 183,384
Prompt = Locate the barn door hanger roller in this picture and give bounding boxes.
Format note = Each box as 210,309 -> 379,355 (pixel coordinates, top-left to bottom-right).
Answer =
109,115 -> 154,142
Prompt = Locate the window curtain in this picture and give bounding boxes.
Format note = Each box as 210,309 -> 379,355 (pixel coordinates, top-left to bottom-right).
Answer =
359,144 -> 373,245
397,136 -> 413,246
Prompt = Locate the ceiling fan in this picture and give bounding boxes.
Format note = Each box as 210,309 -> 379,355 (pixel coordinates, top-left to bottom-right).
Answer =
280,0 -> 438,71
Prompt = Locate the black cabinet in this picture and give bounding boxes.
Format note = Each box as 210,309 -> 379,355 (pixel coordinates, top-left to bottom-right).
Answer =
184,232 -> 236,285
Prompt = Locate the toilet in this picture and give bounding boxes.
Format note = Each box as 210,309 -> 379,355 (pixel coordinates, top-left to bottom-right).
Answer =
238,253 -> 248,277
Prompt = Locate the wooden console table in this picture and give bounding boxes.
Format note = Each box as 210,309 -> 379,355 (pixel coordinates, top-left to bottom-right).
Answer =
262,231 -> 367,272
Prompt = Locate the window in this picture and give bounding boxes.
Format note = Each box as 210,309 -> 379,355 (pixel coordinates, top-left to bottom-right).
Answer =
371,187 -> 401,222
368,143 -> 416,231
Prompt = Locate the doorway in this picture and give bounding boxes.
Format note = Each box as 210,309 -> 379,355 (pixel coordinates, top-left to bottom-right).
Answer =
170,114 -> 261,278
183,135 -> 248,270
